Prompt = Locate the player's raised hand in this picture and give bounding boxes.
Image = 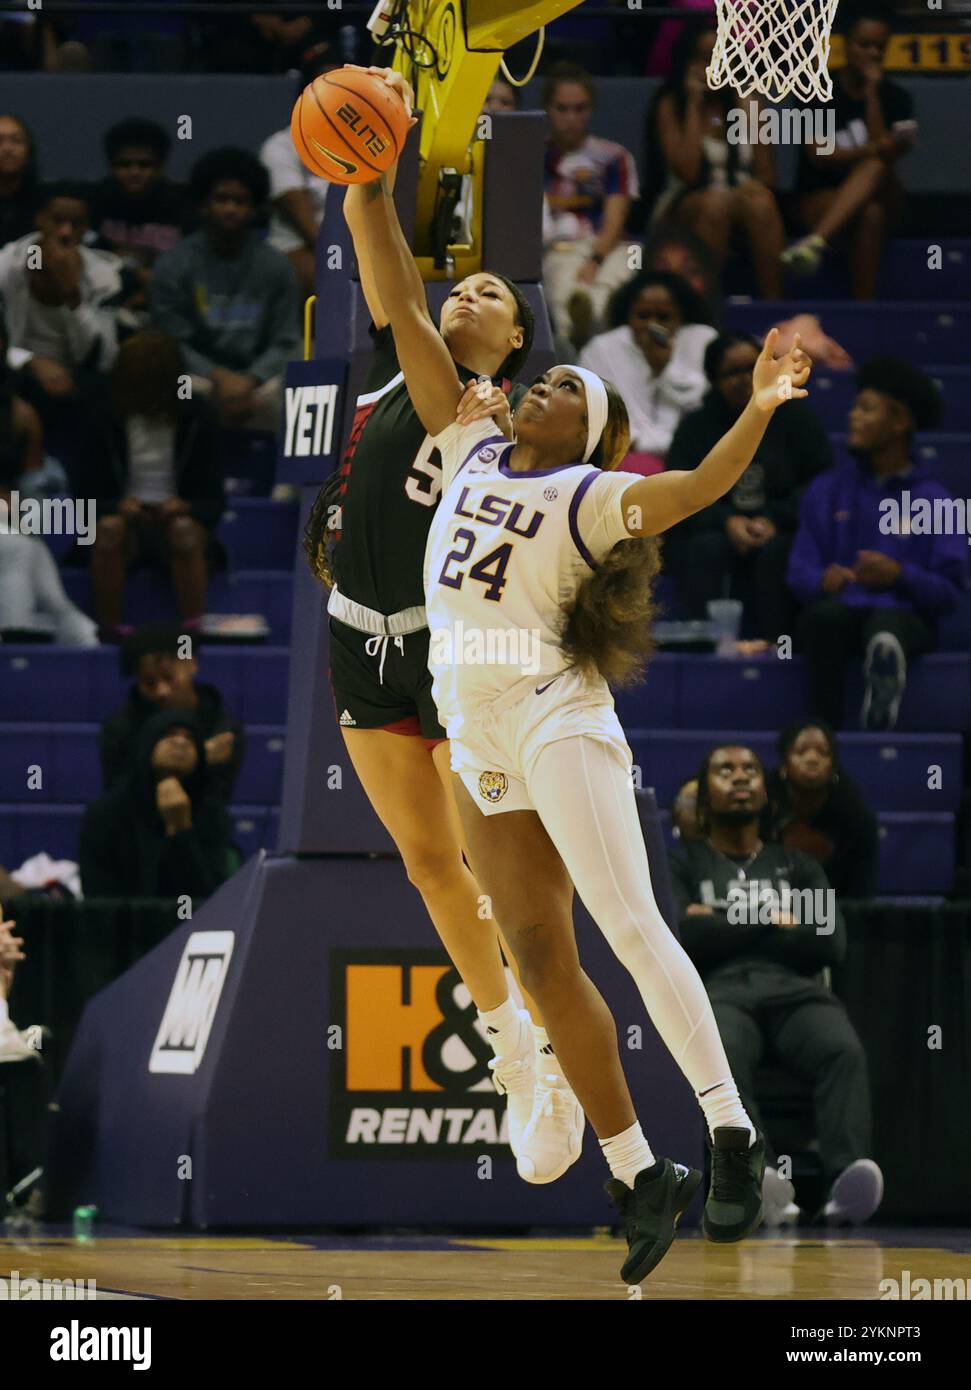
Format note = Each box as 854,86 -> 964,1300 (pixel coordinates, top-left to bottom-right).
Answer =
343,65 -> 416,122
752,327 -> 811,413
456,378 -> 515,441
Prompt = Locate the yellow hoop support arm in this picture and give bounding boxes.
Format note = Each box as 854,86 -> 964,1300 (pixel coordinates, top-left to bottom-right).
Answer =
391,0 -> 583,279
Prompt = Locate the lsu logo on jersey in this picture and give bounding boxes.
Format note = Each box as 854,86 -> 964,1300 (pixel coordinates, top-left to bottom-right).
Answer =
478,771 -> 508,803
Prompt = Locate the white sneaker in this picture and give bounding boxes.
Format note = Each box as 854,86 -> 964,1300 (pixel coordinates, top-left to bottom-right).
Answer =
823,1159 -> 884,1226
762,1165 -> 800,1228
488,1010 -> 536,1157
516,1071 -> 585,1185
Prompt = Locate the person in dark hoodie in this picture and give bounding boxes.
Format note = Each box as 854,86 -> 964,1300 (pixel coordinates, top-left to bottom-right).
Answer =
788,355 -> 967,730
671,742 -> 883,1228
81,329 -> 225,634
80,708 -> 235,899
665,332 -> 832,640
100,622 -> 245,800
150,146 -> 299,430
88,118 -> 189,322
768,719 -> 879,900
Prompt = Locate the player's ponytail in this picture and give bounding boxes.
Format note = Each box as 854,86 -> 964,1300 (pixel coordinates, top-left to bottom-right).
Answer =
559,381 -> 663,688
304,468 -> 343,588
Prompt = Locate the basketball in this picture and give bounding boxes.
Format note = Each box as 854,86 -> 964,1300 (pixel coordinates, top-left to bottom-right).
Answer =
291,66 -> 409,185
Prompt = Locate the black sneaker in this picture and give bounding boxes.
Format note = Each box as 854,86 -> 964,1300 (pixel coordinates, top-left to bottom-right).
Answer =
703,1126 -> 765,1243
605,1158 -> 702,1284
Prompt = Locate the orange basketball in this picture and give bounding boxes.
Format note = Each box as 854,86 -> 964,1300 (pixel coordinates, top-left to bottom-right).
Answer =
291,67 -> 409,185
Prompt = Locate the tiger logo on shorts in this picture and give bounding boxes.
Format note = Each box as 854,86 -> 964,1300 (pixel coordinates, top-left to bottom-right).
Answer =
478,771 -> 508,803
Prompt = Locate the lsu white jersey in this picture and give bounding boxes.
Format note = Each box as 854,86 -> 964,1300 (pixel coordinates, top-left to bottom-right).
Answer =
423,418 -> 644,741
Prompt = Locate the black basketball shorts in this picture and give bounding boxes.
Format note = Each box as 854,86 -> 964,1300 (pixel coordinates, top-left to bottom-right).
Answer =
327,617 -> 447,744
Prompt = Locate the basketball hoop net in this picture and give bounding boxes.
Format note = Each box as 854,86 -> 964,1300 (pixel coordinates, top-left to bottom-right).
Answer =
707,0 -> 841,104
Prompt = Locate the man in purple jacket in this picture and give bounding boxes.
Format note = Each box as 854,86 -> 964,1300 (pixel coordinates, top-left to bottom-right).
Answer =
788,356 -> 967,729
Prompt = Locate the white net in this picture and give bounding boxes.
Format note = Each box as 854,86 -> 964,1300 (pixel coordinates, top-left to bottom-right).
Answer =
707,0 -> 841,104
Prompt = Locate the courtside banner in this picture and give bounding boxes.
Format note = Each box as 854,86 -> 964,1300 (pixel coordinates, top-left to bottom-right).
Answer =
329,948 -> 509,1160
277,358 -> 348,483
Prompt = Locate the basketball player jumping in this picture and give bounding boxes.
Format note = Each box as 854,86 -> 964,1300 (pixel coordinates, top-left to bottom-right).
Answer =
305,73 -> 586,1183
351,77 -> 812,1280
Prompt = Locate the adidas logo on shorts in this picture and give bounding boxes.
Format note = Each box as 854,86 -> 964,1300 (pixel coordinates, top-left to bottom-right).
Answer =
339,709 -> 357,727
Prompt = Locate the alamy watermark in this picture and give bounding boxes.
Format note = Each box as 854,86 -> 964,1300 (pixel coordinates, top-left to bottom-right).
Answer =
429,622 -> 541,676
0,1269 -> 97,1300
879,491 -> 971,544
726,881 -> 836,934
0,493 -> 96,545
727,100 -> 836,155
880,1269 -> 968,1300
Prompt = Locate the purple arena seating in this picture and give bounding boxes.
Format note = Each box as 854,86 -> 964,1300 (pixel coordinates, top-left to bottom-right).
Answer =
217,500 -> 299,570
60,570 -> 295,642
655,808 -> 955,896
811,369 -> 971,433
625,730 -> 961,813
0,646 -> 290,726
614,653 -> 971,734
726,302 -> 971,368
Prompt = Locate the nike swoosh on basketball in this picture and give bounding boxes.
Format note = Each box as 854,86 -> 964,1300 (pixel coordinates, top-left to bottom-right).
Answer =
309,138 -> 357,175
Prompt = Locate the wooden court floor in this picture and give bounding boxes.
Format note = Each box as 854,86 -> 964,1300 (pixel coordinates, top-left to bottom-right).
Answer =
2,1226 -> 970,1300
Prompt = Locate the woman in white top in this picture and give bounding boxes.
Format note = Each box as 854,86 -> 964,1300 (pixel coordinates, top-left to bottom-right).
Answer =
356,68 -> 812,1285
580,269 -> 717,469
646,19 -> 785,298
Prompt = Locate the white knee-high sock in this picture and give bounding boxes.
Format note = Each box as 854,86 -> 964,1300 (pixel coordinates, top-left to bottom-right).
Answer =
528,736 -> 748,1116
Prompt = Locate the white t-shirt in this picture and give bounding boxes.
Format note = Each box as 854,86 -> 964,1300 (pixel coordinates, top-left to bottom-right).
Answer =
580,322 -> 718,456
125,415 -> 177,503
260,127 -> 329,256
423,418 -> 642,738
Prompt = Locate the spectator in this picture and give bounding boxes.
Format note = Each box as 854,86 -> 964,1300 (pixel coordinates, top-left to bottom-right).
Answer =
151,148 -> 300,431
0,182 -> 125,440
671,743 -> 884,1227
0,448 -> 98,646
0,299 -> 42,475
260,50 -> 334,300
82,330 -> 225,632
0,479 -> 97,643
101,621 -> 245,801
787,9 -> 915,300
205,2 -> 338,74
788,356 -> 966,730
88,118 -> 189,323
644,19 -> 785,298
671,777 -> 701,844
484,77 -> 519,114
0,114 -> 39,249
580,268 -> 716,470
542,61 -> 638,347
666,333 -> 832,640
79,709 -> 235,899
769,719 -> 880,900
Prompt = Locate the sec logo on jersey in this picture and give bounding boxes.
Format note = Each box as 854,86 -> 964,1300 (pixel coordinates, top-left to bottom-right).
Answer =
478,771 -> 508,803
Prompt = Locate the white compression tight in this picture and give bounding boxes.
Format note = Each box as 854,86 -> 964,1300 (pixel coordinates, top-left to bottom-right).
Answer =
526,733 -> 734,1097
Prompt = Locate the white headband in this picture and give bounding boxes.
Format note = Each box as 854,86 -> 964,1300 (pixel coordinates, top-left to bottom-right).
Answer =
562,364 -> 609,463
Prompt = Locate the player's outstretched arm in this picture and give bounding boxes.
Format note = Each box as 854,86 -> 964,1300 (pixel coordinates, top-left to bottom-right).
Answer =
344,164 -> 398,329
621,329 -> 811,538
356,165 -> 465,437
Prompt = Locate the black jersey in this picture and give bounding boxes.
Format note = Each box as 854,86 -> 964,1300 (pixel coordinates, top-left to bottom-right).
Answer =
332,324 -> 519,616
